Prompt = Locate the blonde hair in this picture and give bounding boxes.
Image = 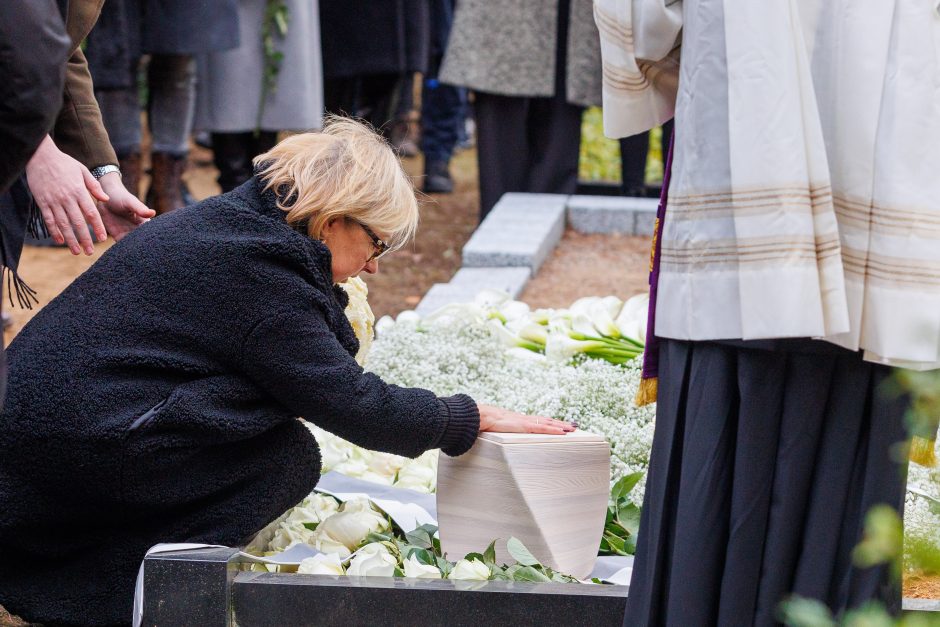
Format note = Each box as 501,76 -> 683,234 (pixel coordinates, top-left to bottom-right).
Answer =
253,115 -> 418,251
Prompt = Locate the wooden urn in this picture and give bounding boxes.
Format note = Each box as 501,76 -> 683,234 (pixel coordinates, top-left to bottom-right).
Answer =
436,431 -> 610,579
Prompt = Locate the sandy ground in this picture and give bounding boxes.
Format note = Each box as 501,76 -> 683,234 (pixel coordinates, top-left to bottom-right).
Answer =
521,230 -> 651,309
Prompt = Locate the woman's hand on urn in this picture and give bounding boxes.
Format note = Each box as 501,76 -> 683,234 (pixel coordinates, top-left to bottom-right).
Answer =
477,403 -> 576,435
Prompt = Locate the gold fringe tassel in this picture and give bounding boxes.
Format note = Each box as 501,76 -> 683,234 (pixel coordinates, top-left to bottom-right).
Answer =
635,376 -> 658,407
910,436 -> 937,467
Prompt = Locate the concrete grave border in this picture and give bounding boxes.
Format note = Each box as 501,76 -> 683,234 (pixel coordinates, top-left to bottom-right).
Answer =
416,193 -> 657,315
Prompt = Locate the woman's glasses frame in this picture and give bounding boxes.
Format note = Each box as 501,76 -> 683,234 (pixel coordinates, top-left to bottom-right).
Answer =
352,219 -> 389,261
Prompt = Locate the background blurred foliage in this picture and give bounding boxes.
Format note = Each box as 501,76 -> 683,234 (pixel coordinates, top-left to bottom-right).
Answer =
578,107 -> 664,185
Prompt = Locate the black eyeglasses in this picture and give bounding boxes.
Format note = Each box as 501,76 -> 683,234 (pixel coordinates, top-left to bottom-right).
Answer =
354,220 -> 390,261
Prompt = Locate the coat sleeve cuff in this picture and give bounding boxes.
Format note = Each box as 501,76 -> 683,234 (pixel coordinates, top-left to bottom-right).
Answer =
435,394 -> 480,457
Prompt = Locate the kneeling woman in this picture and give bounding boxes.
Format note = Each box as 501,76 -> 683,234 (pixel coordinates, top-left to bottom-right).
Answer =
0,117 -> 574,625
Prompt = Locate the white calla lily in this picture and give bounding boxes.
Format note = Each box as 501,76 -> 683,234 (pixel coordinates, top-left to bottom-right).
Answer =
615,293 -> 650,342
586,299 -> 622,338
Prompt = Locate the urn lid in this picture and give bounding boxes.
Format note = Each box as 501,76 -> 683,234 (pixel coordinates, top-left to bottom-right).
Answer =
477,431 -> 607,445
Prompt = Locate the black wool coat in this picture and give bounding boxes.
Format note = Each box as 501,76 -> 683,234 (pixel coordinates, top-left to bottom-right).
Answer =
0,177 -> 479,626
320,0 -> 430,78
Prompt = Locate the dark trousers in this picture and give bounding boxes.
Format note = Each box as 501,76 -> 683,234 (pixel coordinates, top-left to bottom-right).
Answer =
421,78 -> 465,164
474,91 -> 584,220
619,119 -> 673,196
324,74 -> 402,136
211,131 -> 278,193
625,338 -> 909,626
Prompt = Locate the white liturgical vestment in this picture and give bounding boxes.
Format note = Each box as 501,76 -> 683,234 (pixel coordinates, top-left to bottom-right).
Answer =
595,0 -> 940,370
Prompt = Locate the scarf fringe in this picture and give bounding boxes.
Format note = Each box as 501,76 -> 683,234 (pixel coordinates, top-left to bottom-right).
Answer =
910,436 -> 937,467
26,193 -> 49,240
3,266 -> 38,310
635,376 -> 658,407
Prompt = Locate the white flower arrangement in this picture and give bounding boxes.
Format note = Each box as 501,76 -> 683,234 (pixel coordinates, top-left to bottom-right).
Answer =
266,284 -> 939,579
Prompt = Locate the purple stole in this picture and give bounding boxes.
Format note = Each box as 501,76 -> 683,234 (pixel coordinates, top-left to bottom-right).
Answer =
635,134 -> 675,406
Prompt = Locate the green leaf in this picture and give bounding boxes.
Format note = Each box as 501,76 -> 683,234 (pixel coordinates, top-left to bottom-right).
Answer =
393,566 -> 405,577
364,531 -> 391,544
611,472 -> 644,501
408,548 -> 435,566
483,540 -> 497,566
604,532 -> 627,555
435,556 -> 453,577
617,503 -> 642,535
405,528 -> 434,550
301,522 -> 319,531
506,537 -> 541,566
512,566 -> 552,583
463,552 -> 486,563
775,595 -> 835,627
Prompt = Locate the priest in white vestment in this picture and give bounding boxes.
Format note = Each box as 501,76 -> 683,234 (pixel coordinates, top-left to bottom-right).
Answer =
594,0 -> 939,623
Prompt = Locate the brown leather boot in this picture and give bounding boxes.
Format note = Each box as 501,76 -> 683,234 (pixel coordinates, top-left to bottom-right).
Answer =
118,151 -> 142,201
149,152 -> 187,214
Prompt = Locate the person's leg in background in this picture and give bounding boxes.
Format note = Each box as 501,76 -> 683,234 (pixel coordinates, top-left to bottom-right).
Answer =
420,0 -> 463,194
356,73 -> 402,137
619,132 -> 649,197
420,79 -> 464,194
525,94 -> 584,197
147,53 -> 196,214
389,73 -> 419,157
474,92 -> 531,221
95,62 -> 144,201
210,131 -> 278,194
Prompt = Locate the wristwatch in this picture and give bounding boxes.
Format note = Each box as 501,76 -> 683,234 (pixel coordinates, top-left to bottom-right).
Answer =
90,164 -> 121,180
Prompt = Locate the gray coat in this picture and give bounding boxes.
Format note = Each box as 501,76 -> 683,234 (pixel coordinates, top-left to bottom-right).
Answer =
439,0 -> 602,107
194,0 -> 323,132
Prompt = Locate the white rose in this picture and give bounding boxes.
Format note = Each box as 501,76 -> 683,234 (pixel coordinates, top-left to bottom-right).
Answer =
332,458 -> 369,478
375,315 -> 396,335
297,553 -> 345,576
314,500 -> 388,551
316,433 -> 352,471
395,463 -> 436,492
346,543 -> 398,577
448,558 -> 490,581
395,310 -> 421,326
312,531 -> 352,559
367,452 -> 407,478
286,494 -> 339,526
403,555 -> 442,579
267,522 -> 315,552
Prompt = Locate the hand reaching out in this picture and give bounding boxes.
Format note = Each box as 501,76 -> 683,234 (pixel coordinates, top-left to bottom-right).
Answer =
26,135 -> 108,255
477,403 -> 577,435
97,172 -> 154,241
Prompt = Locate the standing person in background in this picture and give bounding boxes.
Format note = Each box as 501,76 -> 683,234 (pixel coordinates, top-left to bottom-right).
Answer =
320,0 -> 429,137
195,0 -> 323,193
440,0 -> 602,220
420,0 -> 467,194
596,0 -> 939,624
85,0 -> 239,213
0,1 -> 70,195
